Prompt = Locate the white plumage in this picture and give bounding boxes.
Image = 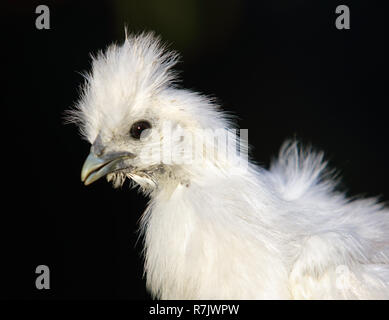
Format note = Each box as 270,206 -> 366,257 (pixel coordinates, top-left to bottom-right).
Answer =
69,32 -> 389,299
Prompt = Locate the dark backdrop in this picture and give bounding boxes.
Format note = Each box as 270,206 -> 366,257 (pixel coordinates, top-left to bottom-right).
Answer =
2,0 -> 388,299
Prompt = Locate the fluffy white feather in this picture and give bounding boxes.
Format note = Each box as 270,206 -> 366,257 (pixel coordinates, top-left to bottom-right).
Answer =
70,32 -> 389,299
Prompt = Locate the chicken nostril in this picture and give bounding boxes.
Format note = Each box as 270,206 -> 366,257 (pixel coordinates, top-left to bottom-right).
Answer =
93,146 -> 105,157
92,134 -> 105,156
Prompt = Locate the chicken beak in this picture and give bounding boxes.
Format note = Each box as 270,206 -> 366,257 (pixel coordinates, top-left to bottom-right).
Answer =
81,151 -> 135,186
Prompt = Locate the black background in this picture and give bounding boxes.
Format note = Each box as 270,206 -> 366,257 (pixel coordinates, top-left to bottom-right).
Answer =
2,0 -> 388,300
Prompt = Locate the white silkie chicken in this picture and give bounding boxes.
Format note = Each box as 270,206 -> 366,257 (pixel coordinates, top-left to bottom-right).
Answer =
69,32 -> 389,299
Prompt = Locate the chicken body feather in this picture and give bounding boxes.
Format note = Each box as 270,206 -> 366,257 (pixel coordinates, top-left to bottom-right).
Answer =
140,142 -> 389,299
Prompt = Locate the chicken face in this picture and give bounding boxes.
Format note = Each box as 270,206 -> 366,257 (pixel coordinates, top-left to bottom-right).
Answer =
71,32 -> 239,191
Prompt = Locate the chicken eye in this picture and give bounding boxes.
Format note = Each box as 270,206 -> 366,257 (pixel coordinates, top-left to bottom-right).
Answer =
130,120 -> 152,139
